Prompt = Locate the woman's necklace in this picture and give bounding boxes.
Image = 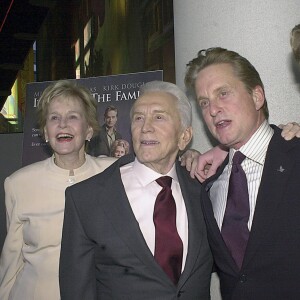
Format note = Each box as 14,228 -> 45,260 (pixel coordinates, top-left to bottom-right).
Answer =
54,155 -> 86,185
68,169 -> 76,185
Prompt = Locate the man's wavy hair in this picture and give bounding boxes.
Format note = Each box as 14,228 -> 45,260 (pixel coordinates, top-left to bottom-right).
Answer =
185,47 -> 269,119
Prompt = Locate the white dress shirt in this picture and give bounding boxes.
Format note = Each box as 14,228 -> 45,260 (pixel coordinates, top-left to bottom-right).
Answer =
210,121 -> 274,230
120,158 -> 189,270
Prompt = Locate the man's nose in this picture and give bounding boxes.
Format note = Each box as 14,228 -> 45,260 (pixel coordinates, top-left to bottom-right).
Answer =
209,100 -> 222,117
141,118 -> 154,132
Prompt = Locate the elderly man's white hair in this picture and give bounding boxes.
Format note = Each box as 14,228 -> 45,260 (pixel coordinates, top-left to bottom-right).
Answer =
133,81 -> 192,130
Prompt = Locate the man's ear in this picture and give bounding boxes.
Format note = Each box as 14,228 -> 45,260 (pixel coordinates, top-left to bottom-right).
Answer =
178,127 -> 193,151
252,85 -> 265,111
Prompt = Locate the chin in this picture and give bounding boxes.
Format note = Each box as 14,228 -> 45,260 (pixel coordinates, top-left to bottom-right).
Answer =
54,148 -> 78,156
137,156 -> 151,163
136,153 -> 156,163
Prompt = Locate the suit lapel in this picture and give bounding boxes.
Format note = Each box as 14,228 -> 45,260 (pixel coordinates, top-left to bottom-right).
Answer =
201,159 -> 226,233
101,125 -> 110,150
175,163 -> 207,286
242,129 -> 295,267
201,156 -> 241,272
97,155 -> 174,284
201,158 -> 227,238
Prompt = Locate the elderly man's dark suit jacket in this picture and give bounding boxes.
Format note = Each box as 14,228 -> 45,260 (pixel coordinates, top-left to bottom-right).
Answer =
59,154 -> 213,300
201,126 -> 300,300
87,124 -> 122,157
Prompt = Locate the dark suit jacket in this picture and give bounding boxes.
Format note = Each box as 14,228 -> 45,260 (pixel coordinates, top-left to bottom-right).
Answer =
87,124 -> 122,157
201,126 -> 300,300
59,154 -> 212,300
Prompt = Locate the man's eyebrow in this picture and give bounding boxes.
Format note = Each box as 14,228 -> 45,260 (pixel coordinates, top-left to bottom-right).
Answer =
132,110 -> 144,114
153,109 -> 167,114
215,85 -> 231,92
197,85 -> 230,101
197,95 -> 208,102
133,109 -> 167,114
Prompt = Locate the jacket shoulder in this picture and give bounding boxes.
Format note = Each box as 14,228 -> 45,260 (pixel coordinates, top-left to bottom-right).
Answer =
7,158 -> 50,181
270,125 -> 300,157
68,154 -> 133,192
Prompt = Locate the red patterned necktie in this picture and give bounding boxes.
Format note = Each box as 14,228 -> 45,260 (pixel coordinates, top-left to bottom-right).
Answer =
221,151 -> 250,269
153,176 -> 183,284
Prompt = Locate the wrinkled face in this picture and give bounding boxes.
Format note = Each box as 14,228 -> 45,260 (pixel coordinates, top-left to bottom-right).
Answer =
114,145 -> 126,158
131,91 -> 192,174
44,96 -> 93,158
194,63 -> 265,149
105,110 -> 117,128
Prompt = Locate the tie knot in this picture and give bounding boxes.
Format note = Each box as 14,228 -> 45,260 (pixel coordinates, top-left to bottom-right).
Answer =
156,176 -> 172,188
232,151 -> 246,165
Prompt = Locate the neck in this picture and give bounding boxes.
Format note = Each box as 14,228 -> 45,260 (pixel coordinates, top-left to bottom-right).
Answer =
106,127 -> 114,134
54,152 -> 86,170
144,158 -> 176,175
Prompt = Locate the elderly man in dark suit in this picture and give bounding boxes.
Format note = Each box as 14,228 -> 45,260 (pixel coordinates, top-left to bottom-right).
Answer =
59,81 -> 213,299
185,47 -> 300,300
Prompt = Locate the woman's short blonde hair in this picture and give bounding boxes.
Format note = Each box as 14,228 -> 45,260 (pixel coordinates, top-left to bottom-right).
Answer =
110,139 -> 130,156
36,79 -> 99,137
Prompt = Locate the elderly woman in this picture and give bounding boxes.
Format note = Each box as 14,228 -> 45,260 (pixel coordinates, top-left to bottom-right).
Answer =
0,80 -> 116,300
110,139 -> 130,158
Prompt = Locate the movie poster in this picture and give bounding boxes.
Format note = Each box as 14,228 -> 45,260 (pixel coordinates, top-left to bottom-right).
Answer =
22,70 -> 163,166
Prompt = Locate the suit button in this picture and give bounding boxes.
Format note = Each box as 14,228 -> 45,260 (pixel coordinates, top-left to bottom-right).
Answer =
177,291 -> 182,297
239,274 -> 247,283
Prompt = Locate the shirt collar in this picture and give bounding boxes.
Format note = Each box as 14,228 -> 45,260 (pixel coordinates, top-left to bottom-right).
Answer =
229,120 -> 274,165
132,158 -> 178,187
105,126 -> 116,133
